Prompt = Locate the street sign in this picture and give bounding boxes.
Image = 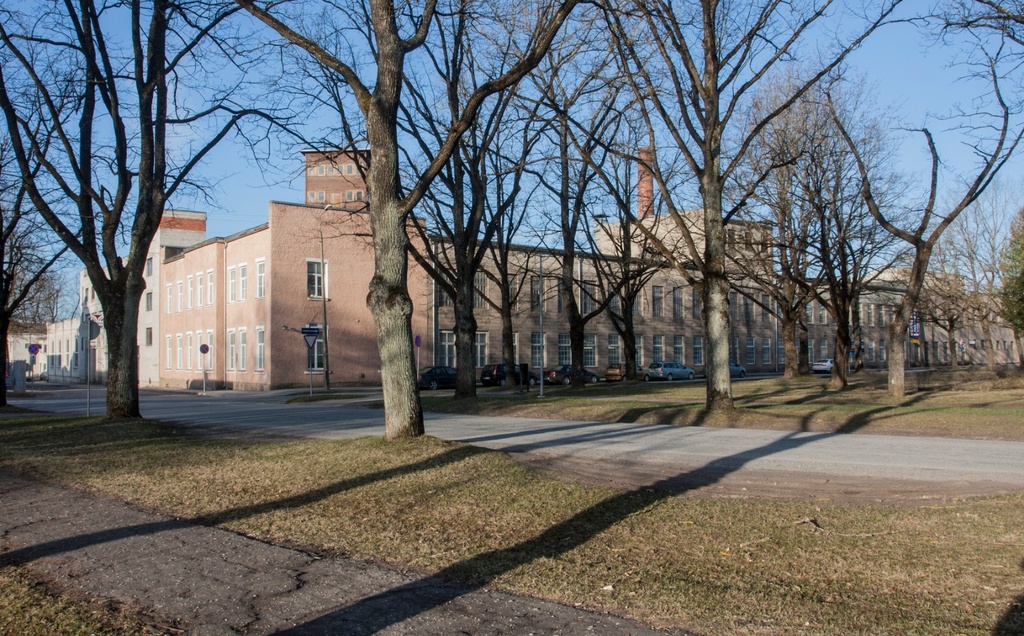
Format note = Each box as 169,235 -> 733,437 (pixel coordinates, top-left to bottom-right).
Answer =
88,320 -> 101,340
301,326 -> 321,336
414,335 -> 421,348
303,334 -> 319,349
27,343 -> 40,355
199,344 -> 210,355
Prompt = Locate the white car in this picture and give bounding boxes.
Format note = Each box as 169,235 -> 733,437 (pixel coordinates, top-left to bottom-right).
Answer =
810,359 -> 834,373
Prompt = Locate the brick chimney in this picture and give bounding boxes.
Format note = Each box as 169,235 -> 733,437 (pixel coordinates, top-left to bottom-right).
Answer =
637,146 -> 654,219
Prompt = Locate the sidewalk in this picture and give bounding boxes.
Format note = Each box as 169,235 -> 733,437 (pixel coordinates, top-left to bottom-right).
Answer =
0,472 -> 691,635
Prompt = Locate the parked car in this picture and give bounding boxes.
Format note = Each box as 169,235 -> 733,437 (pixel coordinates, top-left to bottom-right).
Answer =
729,362 -> 747,378
546,364 -> 600,385
479,363 -> 538,387
810,359 -> 834,374
417,366 -> 458,390
604,363 -> 643,382
642,361 -> 695,381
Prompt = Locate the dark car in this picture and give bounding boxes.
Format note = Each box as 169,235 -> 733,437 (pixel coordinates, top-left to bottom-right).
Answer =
545,364 -> 600,385
417,366 -> 458,390
642,361 -> 696,381
729,362 -> 747,378
479,363 -> 538,387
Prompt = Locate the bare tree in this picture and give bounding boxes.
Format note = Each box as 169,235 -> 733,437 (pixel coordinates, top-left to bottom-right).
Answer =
0,133 -> 66,405
605,0 -> 902,410
238,0 -> 581,439
0,0 -> 268,417
834,48 -> 1022,396
999,206 -> 1024,366
943,181 -> 1016,369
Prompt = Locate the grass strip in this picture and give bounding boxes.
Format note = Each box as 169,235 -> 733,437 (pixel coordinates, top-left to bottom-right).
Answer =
1,415 -> 1022,635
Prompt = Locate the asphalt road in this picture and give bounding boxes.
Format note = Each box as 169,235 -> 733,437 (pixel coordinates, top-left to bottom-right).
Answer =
14,384 -> 1024,501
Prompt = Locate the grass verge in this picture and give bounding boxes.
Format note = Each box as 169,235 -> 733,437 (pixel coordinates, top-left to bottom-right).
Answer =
1,414 -> 1022,635
425,370 -> 1024,440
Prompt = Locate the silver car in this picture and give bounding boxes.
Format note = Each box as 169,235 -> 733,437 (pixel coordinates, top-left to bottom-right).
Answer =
643,361 -> 695,381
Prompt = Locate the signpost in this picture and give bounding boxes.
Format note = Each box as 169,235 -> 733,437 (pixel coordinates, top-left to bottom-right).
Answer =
301,326 -> 320,396
199,343 -> 210,393
414,334 -> 421,374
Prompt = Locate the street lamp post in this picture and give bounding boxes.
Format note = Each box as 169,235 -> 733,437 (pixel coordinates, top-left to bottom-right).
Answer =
319,225 -> 330,391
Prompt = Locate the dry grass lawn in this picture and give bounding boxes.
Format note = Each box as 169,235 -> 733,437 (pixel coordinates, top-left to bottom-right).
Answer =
1,389 -> 1022,636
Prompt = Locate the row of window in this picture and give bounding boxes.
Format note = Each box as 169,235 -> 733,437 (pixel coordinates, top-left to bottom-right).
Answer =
307,162 -> 359,177
433,331 -> 905,370
164,327 -> 266,373
163,261 -> 266,314
307,190 -> 365,203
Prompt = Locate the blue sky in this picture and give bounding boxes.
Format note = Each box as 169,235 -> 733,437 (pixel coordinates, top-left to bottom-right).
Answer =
178,15 -> 1024,240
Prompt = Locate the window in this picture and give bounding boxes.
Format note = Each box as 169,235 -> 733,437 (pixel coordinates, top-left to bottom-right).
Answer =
227,331 -> 236,370
256,327 -> 265,371
186,277 -> 193,310
145,292 -> 153,312
227,268 -> 236,303
530,276 -> 541,310
746,337 -> 756,365
819,303 -> 826,324
186,333 -> 193,370
608,334 -> 620,365
176,334 -> 183,369
166,285 -> 172,314
177,281 -> 183,312
584,334 -> 596,367
609,294 -> 620,316
673,335 -> 684,363
762,295 -> 770,322
729,292 -> 738,320
558,334 -> 571,365
256,260 -> 266,298
197,272 -> 204,307
653,335 -> 664,361
672,288 -> 683,321
808,338 -> 815,363
435,285 -> 453,307
439,330 -> 455,367
868,341 -> 876,362
239,330 -> 247,371
778,338 -> 785,364
879,339 -> 886,361
474,332 -> 487,367
867,304 -> 874,326
557,284 -> 565,314
307,260 -> 324,298
581,281 -> 596,314
652,286 -> 663,317
762,338 -> 771,364
145,327 -> 153,347
820,339 -> 828,360
473,272 -> 487,308
743,297 -> 753,325
513,332 -> 519,362
146,257 -> 153,277
346,163 -> 355,175
165,336 -> 172,369
806,302 -> 814,324
206,330 -> 214,370
693,336 -> 704,366
692,288 -> 702,319
531,332 -> 544,368
207,271 -> 214,305
239,265 -> 248,301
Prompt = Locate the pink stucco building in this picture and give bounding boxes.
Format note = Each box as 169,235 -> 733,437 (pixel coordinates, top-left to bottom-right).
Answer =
158,201 -> 433,389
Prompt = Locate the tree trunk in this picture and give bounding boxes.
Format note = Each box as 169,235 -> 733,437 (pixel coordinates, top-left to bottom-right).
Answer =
703,272 -> 733,409
0,318 -> 9,407
830,311 -> 851,390
452,285 -> 478,399
782,315 -> 799,379
569,308 -> 586,387
499,291 -> 518,387
887,317 -> 908,397
102,280 -> 143,418
981,315 -> 996,370
946,323 -> 958,368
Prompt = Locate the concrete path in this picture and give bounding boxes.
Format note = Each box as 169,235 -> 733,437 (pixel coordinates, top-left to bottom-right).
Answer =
0,473 -> 692,635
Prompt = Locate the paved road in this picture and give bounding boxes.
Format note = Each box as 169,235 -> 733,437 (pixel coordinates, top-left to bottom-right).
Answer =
13,384 -> 1024,501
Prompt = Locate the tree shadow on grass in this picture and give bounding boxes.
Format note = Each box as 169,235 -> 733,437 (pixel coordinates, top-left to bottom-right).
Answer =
271,426 -> 872,635
993,558 -> 1024,636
